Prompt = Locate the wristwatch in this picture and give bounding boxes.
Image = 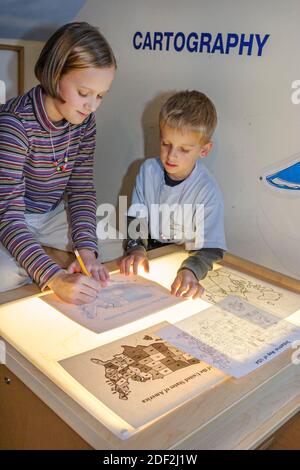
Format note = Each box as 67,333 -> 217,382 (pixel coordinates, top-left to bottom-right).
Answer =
125,239 -> 145,252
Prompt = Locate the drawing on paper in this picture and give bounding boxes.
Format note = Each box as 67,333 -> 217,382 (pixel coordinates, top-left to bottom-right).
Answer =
201,266 -> 300,316
43,273 -> 182,333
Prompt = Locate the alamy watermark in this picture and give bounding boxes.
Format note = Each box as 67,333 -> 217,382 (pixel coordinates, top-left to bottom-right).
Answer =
0,80 -> 6,104
291,340 -> 300,365
0,339 -> 6,365
291,80 -> 300,104
96,196 -> 204,249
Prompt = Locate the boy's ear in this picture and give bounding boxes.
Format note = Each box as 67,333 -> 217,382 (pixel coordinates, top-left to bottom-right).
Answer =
199,141 -> 213,158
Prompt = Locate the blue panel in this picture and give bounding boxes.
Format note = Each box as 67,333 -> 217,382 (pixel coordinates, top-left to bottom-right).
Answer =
266,161 -> 300,190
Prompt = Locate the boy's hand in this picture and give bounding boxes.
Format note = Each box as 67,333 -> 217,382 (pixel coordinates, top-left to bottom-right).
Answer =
171,269 -> 205,299
67,248 -> 110,287
47,271 -> 102,305
119,248 -> 149,275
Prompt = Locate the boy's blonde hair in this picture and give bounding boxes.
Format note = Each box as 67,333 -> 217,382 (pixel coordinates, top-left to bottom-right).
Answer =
159,90 -> 217,143
35,22 -> 116,99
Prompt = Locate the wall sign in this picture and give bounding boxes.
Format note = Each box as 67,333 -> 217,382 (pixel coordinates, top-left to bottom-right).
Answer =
133,31 -> 270,56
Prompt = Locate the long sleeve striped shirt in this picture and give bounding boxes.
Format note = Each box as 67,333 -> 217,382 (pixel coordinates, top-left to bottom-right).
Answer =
0,85 -> 98,289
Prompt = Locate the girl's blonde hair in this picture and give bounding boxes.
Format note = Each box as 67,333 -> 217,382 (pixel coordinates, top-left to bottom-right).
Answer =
35,22 -> 116,98
159,90 -> 217,143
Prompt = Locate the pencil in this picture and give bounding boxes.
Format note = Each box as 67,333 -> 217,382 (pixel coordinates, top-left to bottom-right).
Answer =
74,249 -> 91,277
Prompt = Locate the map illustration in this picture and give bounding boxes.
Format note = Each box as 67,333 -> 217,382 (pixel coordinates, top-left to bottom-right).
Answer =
90,338 -> 200,400
59,322 -> 224,429
202,266 -> 300,316
158,296 -> 300,378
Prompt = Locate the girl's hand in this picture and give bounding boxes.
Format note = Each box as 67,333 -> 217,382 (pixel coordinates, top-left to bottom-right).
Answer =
119,248 -> 149,275
171,269 -> 205,299
47,271 -> 102,305
67,249 -> 110,287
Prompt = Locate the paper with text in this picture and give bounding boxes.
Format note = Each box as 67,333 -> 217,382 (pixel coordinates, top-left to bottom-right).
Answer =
157,296 -> 300,378
59,322 -> 225,428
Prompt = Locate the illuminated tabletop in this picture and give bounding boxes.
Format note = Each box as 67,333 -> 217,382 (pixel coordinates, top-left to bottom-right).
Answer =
1,246 -> 300,449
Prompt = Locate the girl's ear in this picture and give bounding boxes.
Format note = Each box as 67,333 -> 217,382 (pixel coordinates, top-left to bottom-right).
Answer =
199,141 -> 213,158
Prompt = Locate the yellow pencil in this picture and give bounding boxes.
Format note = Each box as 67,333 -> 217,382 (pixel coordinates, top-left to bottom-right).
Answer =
74,249 -> 91,277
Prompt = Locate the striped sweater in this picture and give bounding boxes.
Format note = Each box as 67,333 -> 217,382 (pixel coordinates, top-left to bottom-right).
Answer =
0,85 -> 98,289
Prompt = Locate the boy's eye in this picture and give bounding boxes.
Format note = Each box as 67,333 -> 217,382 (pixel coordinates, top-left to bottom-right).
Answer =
79,91 -> 88,97
180,148 -> 189,153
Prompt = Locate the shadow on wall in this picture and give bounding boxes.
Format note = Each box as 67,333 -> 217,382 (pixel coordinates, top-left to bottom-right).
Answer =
115,91 -> 177,228
117,90 -> 177,199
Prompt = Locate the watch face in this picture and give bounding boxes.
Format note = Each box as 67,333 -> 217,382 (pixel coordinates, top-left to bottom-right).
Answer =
128,240 -> 139,249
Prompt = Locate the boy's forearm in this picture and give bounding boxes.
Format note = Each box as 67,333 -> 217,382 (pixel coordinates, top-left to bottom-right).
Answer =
178,248 -> 225,280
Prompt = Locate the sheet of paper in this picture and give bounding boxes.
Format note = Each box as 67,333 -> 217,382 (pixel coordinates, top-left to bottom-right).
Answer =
59,322 -> 225,429
42,273 -> 183,333
157,295 -> 300,378
201,266 -> 300,317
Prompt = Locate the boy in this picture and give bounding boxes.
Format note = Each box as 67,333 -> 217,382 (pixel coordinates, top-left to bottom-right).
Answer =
119,91 -> 226,299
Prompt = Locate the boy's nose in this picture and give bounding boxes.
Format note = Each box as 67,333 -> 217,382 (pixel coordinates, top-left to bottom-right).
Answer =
168,147 -> 177,159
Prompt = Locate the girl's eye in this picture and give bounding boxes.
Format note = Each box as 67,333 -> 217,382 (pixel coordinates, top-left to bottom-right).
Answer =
79,92 -> 88,97
97,95 -> 103,100
180,148 -> 189,153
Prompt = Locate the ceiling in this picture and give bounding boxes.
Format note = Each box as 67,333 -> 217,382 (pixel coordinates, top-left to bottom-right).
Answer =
0,0 -> 86,41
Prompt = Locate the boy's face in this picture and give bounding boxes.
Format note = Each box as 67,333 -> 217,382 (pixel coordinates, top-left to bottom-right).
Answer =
159,124 -> 212,180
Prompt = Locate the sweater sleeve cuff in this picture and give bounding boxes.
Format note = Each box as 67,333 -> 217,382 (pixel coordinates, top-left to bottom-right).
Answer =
178,261 -> 204,281
39,265 -> 65,291
74,240 -> 99,257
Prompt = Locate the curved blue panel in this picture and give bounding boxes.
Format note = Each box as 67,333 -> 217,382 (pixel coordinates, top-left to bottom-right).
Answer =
265,160 -> 300,190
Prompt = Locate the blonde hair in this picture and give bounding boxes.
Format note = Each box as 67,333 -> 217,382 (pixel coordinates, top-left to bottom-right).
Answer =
35,22 -> 116,98
159,90 -> 217,143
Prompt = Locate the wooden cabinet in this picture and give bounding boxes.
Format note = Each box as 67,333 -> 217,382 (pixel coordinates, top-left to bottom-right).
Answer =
261,412 -> 300,450
0,365 -> 91,450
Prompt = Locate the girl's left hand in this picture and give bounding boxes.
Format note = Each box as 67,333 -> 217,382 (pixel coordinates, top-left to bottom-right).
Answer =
67,249 -> 110,287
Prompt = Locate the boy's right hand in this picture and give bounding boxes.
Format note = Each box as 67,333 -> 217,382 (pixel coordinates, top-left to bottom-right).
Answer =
119,248 -> 149,275
47,271 -> 101,305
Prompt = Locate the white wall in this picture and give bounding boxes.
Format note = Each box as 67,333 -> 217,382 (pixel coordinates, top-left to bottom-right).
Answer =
76,0 -> 300,279
0,38 -> 44,93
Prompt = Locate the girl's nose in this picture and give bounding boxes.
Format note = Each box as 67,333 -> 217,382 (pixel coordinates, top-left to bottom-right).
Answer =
85,97 -> 98,112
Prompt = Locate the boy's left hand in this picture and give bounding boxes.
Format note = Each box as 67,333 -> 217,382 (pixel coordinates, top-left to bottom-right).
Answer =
171,269 -> 204,299
67,249 -> 110,287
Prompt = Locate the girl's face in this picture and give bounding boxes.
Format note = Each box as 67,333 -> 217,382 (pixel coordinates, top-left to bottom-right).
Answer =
45,66 -> 115,124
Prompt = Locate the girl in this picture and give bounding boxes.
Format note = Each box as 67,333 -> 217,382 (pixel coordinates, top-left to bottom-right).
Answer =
0,22 -> 116,304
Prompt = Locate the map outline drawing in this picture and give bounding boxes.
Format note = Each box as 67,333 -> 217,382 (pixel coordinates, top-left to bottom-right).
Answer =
43,273 -> 183,333
201,266 -> 300,317
59,322 -> 225,429
157,295 -> 300,378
